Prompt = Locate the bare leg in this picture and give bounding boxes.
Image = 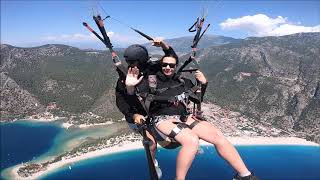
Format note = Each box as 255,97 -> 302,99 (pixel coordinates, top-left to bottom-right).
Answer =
157,119 -> 199,180
186,117 -> 250,175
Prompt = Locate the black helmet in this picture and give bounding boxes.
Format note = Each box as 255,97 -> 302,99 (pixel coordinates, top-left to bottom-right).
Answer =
124,44 -> 149,70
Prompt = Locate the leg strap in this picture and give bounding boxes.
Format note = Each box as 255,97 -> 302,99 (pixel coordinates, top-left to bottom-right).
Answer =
188,120 -> 199,129
168,123 -> 189,139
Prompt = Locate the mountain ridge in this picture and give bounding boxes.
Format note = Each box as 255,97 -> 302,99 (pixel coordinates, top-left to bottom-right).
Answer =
1,32 -> 319,143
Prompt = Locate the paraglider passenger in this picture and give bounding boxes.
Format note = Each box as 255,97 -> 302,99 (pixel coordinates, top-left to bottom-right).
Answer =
115,39 -> 177,179
125,51 -> 259,180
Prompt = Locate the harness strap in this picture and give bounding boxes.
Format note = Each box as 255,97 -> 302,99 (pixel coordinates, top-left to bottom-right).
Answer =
188,120 -> 200,129
168,123 -> 189,139
168,120 -> 199,139
190,86 -> 200,93
144,94 -> 154,112
156,82 -> 185,94
188,18 -> 198,32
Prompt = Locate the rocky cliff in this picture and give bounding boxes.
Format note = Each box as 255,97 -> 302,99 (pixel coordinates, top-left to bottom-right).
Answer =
1,33 -> 319,142
192,32 -> 319,142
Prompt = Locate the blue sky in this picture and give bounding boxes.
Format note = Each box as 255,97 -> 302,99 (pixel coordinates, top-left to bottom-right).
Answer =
1,0 -> 319,49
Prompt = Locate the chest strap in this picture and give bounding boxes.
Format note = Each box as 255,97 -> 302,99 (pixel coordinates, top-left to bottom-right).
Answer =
156,82 -> 185,94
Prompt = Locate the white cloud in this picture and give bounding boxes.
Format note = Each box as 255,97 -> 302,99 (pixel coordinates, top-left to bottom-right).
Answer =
220,14 -> 320,37
268,24 -> 320,36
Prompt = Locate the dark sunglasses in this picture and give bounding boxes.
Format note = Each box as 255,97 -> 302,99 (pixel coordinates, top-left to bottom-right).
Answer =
161,63 -> 176,68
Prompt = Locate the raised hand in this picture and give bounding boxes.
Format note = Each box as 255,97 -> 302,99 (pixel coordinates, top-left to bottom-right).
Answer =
125,67 -> 144,87
152,38 -> 163,46
151,37 -> 170,50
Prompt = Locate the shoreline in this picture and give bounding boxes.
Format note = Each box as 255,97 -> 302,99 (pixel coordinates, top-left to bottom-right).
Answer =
5,136 -> 318,180
1,118 -> 115,130
7,141 -> 143,180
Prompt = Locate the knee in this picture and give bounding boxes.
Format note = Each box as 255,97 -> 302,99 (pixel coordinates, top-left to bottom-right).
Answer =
181,134 -> 199,149
212,130 -> 228,145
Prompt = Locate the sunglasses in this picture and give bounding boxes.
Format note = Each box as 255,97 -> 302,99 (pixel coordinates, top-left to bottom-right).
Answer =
161,63 -> 176,68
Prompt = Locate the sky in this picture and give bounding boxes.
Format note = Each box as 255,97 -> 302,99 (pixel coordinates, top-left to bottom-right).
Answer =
1,0 -> 319,49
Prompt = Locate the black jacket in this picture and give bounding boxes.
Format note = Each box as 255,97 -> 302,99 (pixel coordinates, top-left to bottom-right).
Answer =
115,47 -> 177,123
115,76 -> 147,123
129,71 -> 208,117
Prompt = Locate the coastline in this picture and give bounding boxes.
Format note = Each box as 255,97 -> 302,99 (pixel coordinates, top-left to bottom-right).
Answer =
7,141 -> 143,180
61,121 -> 114,129
1,117 -> 114,130
6,136 -> 318,180
77,121 -> 114,128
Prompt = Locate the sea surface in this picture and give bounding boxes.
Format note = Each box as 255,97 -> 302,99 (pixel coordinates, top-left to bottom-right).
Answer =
1,121 -> 320,180
0,121 -> 62,170
0,120 -> 123,178
42,145 -> 320,180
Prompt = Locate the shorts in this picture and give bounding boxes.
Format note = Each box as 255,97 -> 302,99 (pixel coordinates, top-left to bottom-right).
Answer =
153,115 -> 181,127
128,115 -> 183,141
128,115 -> 180,141
127,122 -> 169,144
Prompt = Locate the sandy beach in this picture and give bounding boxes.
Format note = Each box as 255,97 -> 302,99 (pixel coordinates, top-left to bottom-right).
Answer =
77,121 -> 114,128
7,136 -> 319,180
61,122 -> 114,129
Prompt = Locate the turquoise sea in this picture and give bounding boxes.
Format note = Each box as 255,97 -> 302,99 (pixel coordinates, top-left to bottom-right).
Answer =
1,121 -> 320,180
